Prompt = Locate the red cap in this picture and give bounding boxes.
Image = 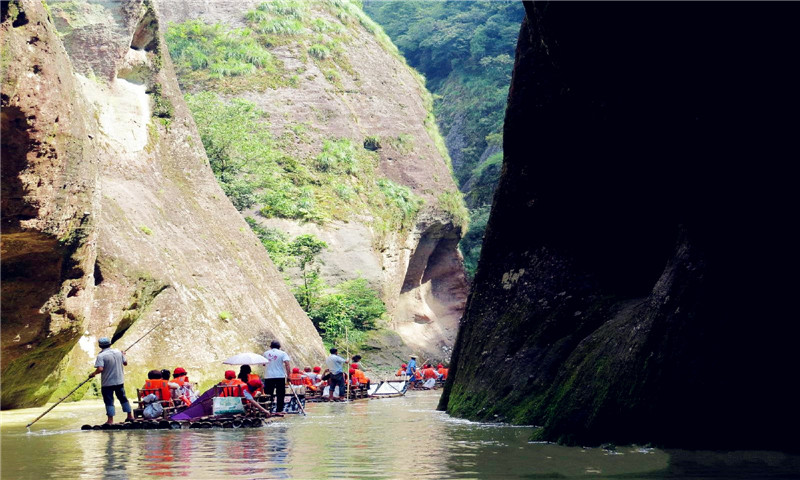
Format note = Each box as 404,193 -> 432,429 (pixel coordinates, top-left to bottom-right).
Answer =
401,364 -> 407,368
437,364 -> 443,369
224,370 -> 235,379
348,368 -> 355,374
313,366 -> 321,373
247,378 -> 263,389
292,367 -> 300,373
351,363 -> 359,370
174,367 -> 187,375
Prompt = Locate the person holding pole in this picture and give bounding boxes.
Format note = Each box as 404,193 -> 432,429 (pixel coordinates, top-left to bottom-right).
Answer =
263,340 -> 291,414
88,337 -> 133,424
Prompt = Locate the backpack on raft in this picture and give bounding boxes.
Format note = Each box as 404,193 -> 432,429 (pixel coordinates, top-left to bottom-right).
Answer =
142,393 -> 164,419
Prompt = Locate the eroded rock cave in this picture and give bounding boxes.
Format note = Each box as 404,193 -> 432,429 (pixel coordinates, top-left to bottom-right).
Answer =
393,218 -> 468,357
440,1 -> 800,450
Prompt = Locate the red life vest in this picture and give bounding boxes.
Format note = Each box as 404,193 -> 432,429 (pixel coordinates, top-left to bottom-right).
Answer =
289,372 -> 304,385
220,378 -> 246,397
144,379 -> 171,401
438,368 -> 448,380
423,368 -> 437,380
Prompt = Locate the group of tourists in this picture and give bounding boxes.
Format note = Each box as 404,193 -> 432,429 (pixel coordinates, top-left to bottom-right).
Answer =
90,335 -> 442,423
395,355 -> 448,389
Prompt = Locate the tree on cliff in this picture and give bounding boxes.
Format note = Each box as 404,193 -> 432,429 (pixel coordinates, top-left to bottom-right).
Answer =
288,234 -> 327,311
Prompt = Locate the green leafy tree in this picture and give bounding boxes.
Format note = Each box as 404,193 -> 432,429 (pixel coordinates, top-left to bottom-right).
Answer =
288,234 -> 328,310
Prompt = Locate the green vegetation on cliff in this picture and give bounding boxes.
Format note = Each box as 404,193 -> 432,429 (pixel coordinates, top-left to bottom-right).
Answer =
364,1 -> 523,276
185,91 -> 422,231
166,0 -> 464,355
246,216 -> 386,345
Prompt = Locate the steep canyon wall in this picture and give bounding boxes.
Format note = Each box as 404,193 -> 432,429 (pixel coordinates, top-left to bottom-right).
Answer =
157,0 -> 469,363
1,0 -> 325,409
440,1 -> 800,450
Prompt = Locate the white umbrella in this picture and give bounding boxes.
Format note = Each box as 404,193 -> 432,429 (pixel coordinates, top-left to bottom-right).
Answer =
222,352 -> 268,365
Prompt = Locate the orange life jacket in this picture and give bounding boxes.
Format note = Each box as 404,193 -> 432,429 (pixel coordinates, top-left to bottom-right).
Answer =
247,373 -> 260,384
220,378 -> 246,397
414,370 -> 422,380
289,372 -> 304,385
395,368 -> 405,376
354,369 -> 368,384
144,379 -> 171,401
438,368 -> 448,380
174,375 -> 190,386
423,368 -> 437,380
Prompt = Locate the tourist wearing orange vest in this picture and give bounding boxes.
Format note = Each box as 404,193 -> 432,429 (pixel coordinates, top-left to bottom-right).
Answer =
351,363 -> 370,389
172,367 -> 196,406
220,370 -> 248,397
143,369 -> 173,405
219,375 -> 271,415
289,367 -> 305,385
422,365 -> 438,380
437,364 -> 448,381
396,364 -> 407,377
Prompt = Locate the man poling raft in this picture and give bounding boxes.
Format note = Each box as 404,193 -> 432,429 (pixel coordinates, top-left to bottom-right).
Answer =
26,313 -> 175,430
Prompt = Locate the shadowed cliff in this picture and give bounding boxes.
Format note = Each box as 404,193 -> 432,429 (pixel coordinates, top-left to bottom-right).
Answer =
439,1 -> 800,450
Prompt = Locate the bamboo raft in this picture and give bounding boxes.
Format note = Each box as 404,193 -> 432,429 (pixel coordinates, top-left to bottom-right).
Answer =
81,414 -> 276,431
304,380 -> 408,403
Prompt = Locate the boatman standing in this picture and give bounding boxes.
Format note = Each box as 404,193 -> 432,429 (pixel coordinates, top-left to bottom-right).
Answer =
406,355 -> 417,377
88,337 -> 133,424
325,347 -> 348,402
263,340 -> 291,413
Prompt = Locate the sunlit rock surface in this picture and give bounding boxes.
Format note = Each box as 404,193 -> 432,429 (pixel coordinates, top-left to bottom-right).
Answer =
158,0 -> 468,363
440,2 -> 800,450
1,0 -> 325,408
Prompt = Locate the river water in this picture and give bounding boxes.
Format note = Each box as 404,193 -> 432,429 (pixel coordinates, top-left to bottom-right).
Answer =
2,391 -> 798,479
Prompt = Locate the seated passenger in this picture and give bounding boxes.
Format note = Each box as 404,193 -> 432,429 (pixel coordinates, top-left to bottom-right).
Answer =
437,364 -> 448,381
142,369 -> 172,405
220,370 -> 247,397
289,367 -> 305,386
396,364 -> 407,377
172,367 -> 196,405
238,365 -> 260,385
161,369 -> 181,401
351,363 -> 370,389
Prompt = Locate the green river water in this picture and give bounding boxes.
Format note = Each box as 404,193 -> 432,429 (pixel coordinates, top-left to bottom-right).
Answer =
2,391 -> 798,479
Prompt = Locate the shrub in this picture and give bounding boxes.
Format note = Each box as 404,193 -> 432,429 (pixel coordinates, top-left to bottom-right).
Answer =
438,190 -> 469,229
363,136 -> 381,151
377,178 -> 423,225
254,18 -> 305,35
245,217 -> 291,270
309,277 -> 386,341
166,20 -> 273,78
308,44 -> 331,60
314,139 -> 357,174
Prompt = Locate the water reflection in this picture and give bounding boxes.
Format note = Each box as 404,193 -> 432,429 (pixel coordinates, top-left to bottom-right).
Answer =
3,393 -> 800,479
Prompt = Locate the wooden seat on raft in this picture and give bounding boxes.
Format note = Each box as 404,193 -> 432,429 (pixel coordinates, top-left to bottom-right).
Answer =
133,388 -> 180,419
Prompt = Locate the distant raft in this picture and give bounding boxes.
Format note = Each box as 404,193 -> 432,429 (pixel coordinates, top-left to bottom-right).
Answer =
305,380 -> 408,403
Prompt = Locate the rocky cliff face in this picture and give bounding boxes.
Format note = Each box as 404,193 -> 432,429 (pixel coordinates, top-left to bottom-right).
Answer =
158,0 -> 469,362
1,0 -> 325,409
440,2 -> 800,450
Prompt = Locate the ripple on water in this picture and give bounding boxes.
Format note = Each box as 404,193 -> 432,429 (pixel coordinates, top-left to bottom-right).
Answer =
4,393 -> 797,479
